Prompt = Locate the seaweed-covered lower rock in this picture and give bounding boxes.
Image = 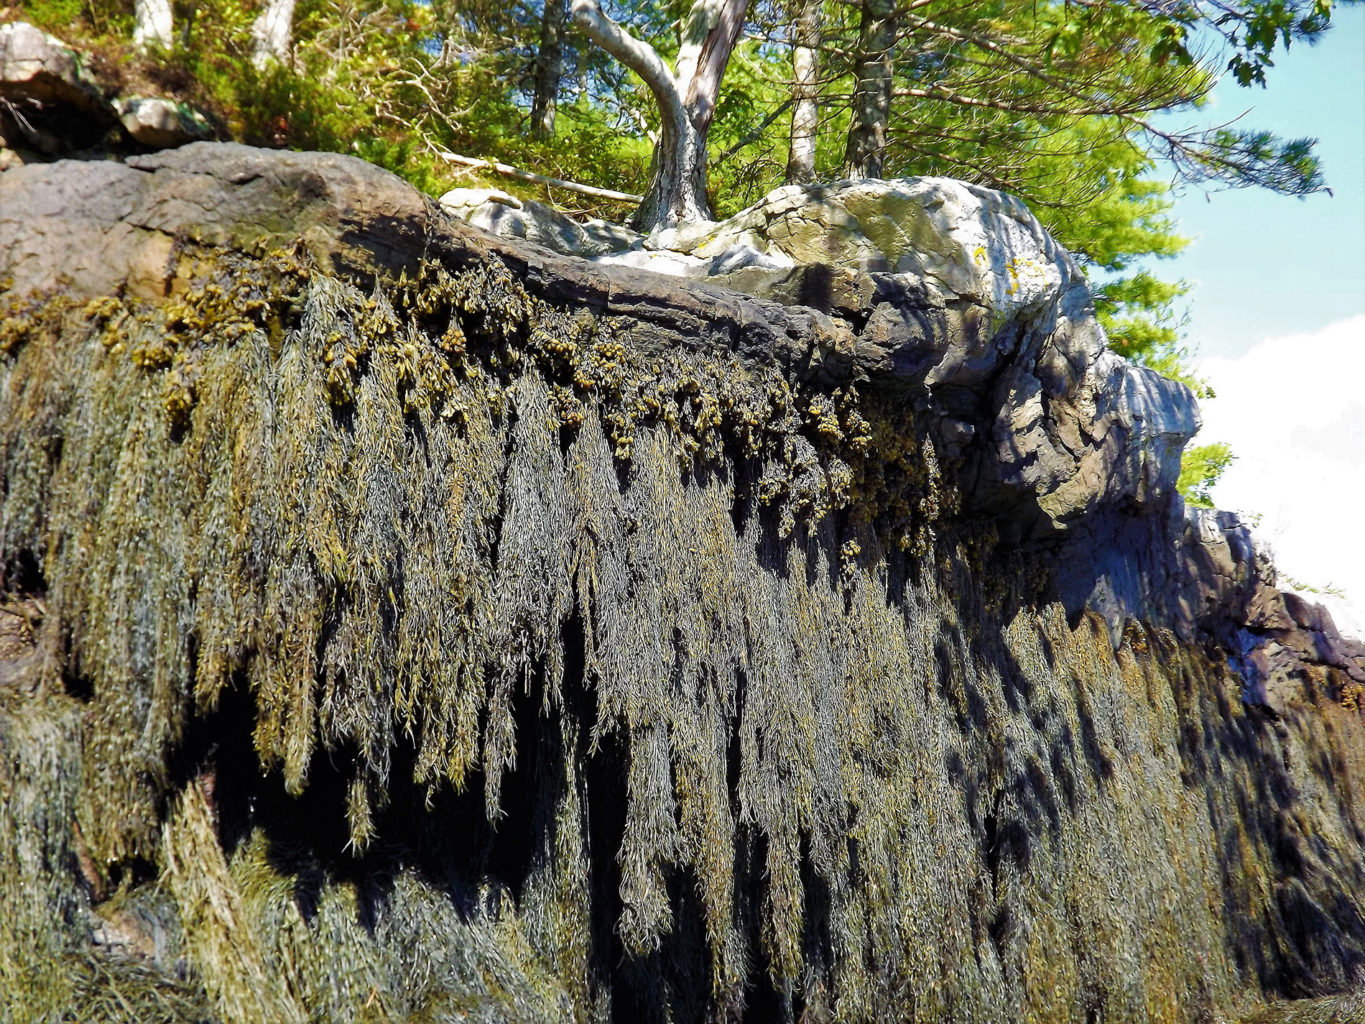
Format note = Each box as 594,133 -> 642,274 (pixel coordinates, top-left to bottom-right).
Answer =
1,143 -> 1362,1023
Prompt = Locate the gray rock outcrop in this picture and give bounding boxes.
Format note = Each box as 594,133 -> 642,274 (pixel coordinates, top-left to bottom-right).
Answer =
448,174 -> 1200,555
115,96 -> 215,149
437,169 -> 1365,668
0,20 -> 117,152
1181,507 -> 1365,715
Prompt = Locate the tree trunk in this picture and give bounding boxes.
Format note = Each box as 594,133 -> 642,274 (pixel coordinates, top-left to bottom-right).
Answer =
133,0 -> 174,51
844,0 -> 895,179
635,117 -> 711,230
786,0 -> 821,184
250,0 -> 298,67
530,0 -> 567,139
573,0 -> 748,232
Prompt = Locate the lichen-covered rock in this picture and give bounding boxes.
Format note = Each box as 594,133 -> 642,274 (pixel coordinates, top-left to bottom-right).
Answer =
0,21 -> 110,116
665,178 -> 1071,312
0,21 -> 118,153
114,96 -> 215,149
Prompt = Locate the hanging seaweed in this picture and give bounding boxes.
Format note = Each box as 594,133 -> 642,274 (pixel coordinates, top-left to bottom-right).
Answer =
1,219 -> 1363,1024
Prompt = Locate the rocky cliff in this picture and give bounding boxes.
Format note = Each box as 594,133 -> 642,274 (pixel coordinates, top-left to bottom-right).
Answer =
1,143 -> 1363,1023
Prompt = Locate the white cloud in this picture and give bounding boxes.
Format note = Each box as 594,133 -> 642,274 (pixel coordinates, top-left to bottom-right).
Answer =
1196,314 -> 1365,638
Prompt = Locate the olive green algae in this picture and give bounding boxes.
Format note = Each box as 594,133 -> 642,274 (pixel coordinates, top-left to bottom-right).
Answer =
0,232 -> 1362,1023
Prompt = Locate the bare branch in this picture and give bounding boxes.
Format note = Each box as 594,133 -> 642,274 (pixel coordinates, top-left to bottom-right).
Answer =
432,148 -> 644,204
715,97 -> 792,168
571,0 -> 683,122
892,86 -> 1143,118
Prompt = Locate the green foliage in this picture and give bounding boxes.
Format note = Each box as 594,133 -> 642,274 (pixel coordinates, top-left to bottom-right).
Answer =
17,0 -> 1340,224
1195,128 -> 1325,195
1162,0 -> 1338,89
18,0 -> 87,32
1177,441 -> 1235,507
3,5 -> 1363,1018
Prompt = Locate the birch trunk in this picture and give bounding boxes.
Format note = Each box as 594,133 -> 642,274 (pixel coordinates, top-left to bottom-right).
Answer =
786,0 -> 821,184
635,115 -> 712,230
251,0 -> 298,68
133,0 -> 174,51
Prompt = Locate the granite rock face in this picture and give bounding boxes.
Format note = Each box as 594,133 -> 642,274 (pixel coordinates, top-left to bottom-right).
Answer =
1181,508 -> 1365,716
0,143 -> 435,300
447,176 -> 1201,547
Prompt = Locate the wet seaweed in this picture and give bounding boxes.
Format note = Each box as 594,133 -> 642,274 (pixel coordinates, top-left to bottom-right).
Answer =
1,244 -> 1362,1022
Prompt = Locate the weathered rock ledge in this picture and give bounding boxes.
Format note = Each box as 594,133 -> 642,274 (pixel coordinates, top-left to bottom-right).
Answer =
6,143 -> 1360,675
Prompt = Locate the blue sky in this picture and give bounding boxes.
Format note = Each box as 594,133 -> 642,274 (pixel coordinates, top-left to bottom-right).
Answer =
1161,5 -> 1364,359
1165,5 -> 1365,631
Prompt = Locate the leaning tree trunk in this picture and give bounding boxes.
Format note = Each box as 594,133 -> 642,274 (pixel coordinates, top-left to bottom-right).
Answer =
844,0 -> 896,179
530,0 -> 567,139
133,0 -> 174,50
250,0 -> 298,67
573,0 -> 748,231
786,0 -> 821,184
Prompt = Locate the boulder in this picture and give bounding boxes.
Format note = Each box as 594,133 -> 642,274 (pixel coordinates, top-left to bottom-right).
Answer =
445,175 -> 1199,544
115,96 -> 215,149
438,187 -> 640,257
0,143 -> 436,299
0,21 -> 117,152
658,178 -> 1067,315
